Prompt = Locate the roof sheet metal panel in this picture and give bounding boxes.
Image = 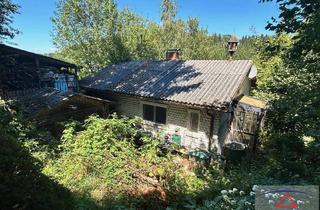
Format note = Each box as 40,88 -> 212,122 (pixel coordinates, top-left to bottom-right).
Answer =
80,60 -> 253,108
114,60 -> 180,95
80,61 -> 145,90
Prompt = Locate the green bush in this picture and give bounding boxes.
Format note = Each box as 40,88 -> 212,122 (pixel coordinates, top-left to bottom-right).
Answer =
2,97 -> 319,209
0,99 -> 72,210
43,114 -> 180,208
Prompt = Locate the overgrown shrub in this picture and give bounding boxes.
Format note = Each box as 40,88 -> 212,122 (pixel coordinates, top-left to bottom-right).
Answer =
2,98 -> 320,209
0,99 -> 72,210
43,114 -> 180,208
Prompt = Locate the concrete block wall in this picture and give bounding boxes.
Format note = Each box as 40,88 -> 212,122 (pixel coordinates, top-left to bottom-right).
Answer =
115,94 -> 221,151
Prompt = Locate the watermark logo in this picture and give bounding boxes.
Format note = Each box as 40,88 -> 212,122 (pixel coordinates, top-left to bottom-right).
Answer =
274,192 -> 298,208
254,185 -> 319,210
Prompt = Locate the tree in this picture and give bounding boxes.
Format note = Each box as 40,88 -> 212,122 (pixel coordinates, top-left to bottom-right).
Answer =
264,0 -> 320,56
161,0 -> 176,27
0,0 -> 19,41
117,9 -> 157,59
52,0 -> 126,76
52,0 -> 260,75
159,0 -> 180,52
260,0 -> 320,137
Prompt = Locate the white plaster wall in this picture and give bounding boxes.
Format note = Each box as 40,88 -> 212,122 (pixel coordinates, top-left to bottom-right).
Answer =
236,77 -> 251,96
114,95 -> 220,151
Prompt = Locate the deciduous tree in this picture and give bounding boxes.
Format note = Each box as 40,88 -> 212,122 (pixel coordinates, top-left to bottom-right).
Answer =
0,0 -> 19,41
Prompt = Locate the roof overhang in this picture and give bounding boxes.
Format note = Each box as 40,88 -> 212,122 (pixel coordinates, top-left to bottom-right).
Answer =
248,65 -> 257,79
238,95 -> 267,113
82,86 -> 227,111
0,44 -> 77,69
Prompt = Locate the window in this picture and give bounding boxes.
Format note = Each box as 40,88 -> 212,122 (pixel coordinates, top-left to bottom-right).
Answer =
155,106 -> 166,124
143,104 -> 167,124
143,104 -> 154,121
188,111 -> 200,132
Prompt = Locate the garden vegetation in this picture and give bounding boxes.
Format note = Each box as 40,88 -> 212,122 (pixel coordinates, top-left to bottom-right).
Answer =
1,0 -> 320,209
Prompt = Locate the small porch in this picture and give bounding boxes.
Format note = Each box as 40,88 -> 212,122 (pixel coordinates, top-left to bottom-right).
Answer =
226,95 -> 267,153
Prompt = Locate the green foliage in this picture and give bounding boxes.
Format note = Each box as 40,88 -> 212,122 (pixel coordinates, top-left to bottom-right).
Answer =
43,114 -> 178,208
165,169 -> 206,207
256,0 -> 320,137
0,0 -> 19,40
264,0 -> 320,56
184,188 -> 254,210
52,0 -> 125,76
0,134 -> 73,210
260,133 -> 320,184
1,98 -> 320,209
0,99 -> 73,210
3,0 -> 320,209
52,0 -> 260,76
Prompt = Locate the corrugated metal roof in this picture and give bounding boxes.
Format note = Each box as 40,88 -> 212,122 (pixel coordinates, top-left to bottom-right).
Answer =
5,88 -> 67,116
80,60 -> 254,109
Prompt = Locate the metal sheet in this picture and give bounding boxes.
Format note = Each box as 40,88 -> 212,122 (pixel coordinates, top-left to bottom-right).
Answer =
80,60 -> 254,109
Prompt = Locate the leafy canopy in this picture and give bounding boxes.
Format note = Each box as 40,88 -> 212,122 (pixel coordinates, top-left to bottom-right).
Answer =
0,0 -> 19,41
52,0 -> 260,76
258,0 -> 320,137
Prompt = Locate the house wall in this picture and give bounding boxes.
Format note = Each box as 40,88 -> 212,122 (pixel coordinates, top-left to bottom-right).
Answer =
83,73 -> 252,153
241,77 -> 251,95
235,77 -> 251,97
114,94 -> 220,151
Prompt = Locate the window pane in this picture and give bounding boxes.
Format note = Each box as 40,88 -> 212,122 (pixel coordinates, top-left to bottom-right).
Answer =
190,112 -> 199,131
143,104 -> 154,121
155,106 -> 166,124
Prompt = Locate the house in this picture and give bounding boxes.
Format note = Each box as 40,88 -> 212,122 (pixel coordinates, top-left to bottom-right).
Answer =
80,48 -> 263,154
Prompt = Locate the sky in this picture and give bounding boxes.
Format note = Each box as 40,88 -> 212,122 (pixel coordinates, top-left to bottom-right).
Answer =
8,0 -> 279,54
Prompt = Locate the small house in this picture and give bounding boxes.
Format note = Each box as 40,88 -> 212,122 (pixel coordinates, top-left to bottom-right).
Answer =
80,47 -> 264,154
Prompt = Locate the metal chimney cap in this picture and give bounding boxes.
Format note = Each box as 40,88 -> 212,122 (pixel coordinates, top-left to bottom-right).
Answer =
166,48 -> 181,52
228,35 -> 239,43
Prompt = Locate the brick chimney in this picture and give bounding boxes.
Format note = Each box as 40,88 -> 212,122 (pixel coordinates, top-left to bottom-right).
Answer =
166,49 -> 181,60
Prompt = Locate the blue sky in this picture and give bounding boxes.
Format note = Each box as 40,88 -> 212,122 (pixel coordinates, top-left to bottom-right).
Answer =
8,0 -> 279,54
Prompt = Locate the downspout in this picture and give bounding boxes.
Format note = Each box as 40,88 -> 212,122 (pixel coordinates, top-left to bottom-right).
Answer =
206,109 -> 215,156
211,98 -> 241,158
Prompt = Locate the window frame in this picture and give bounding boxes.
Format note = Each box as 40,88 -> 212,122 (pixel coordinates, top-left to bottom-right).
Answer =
187,109 -> 200,132
141,102 -> 167,125
143,104 -> 154,122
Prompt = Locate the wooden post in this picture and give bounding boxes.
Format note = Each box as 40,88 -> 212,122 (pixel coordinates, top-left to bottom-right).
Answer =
35,57 -> 41,88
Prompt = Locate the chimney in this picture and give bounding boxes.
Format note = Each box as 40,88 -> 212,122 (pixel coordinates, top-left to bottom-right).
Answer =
227,34 -> 239,60
166,49 -> 181,60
